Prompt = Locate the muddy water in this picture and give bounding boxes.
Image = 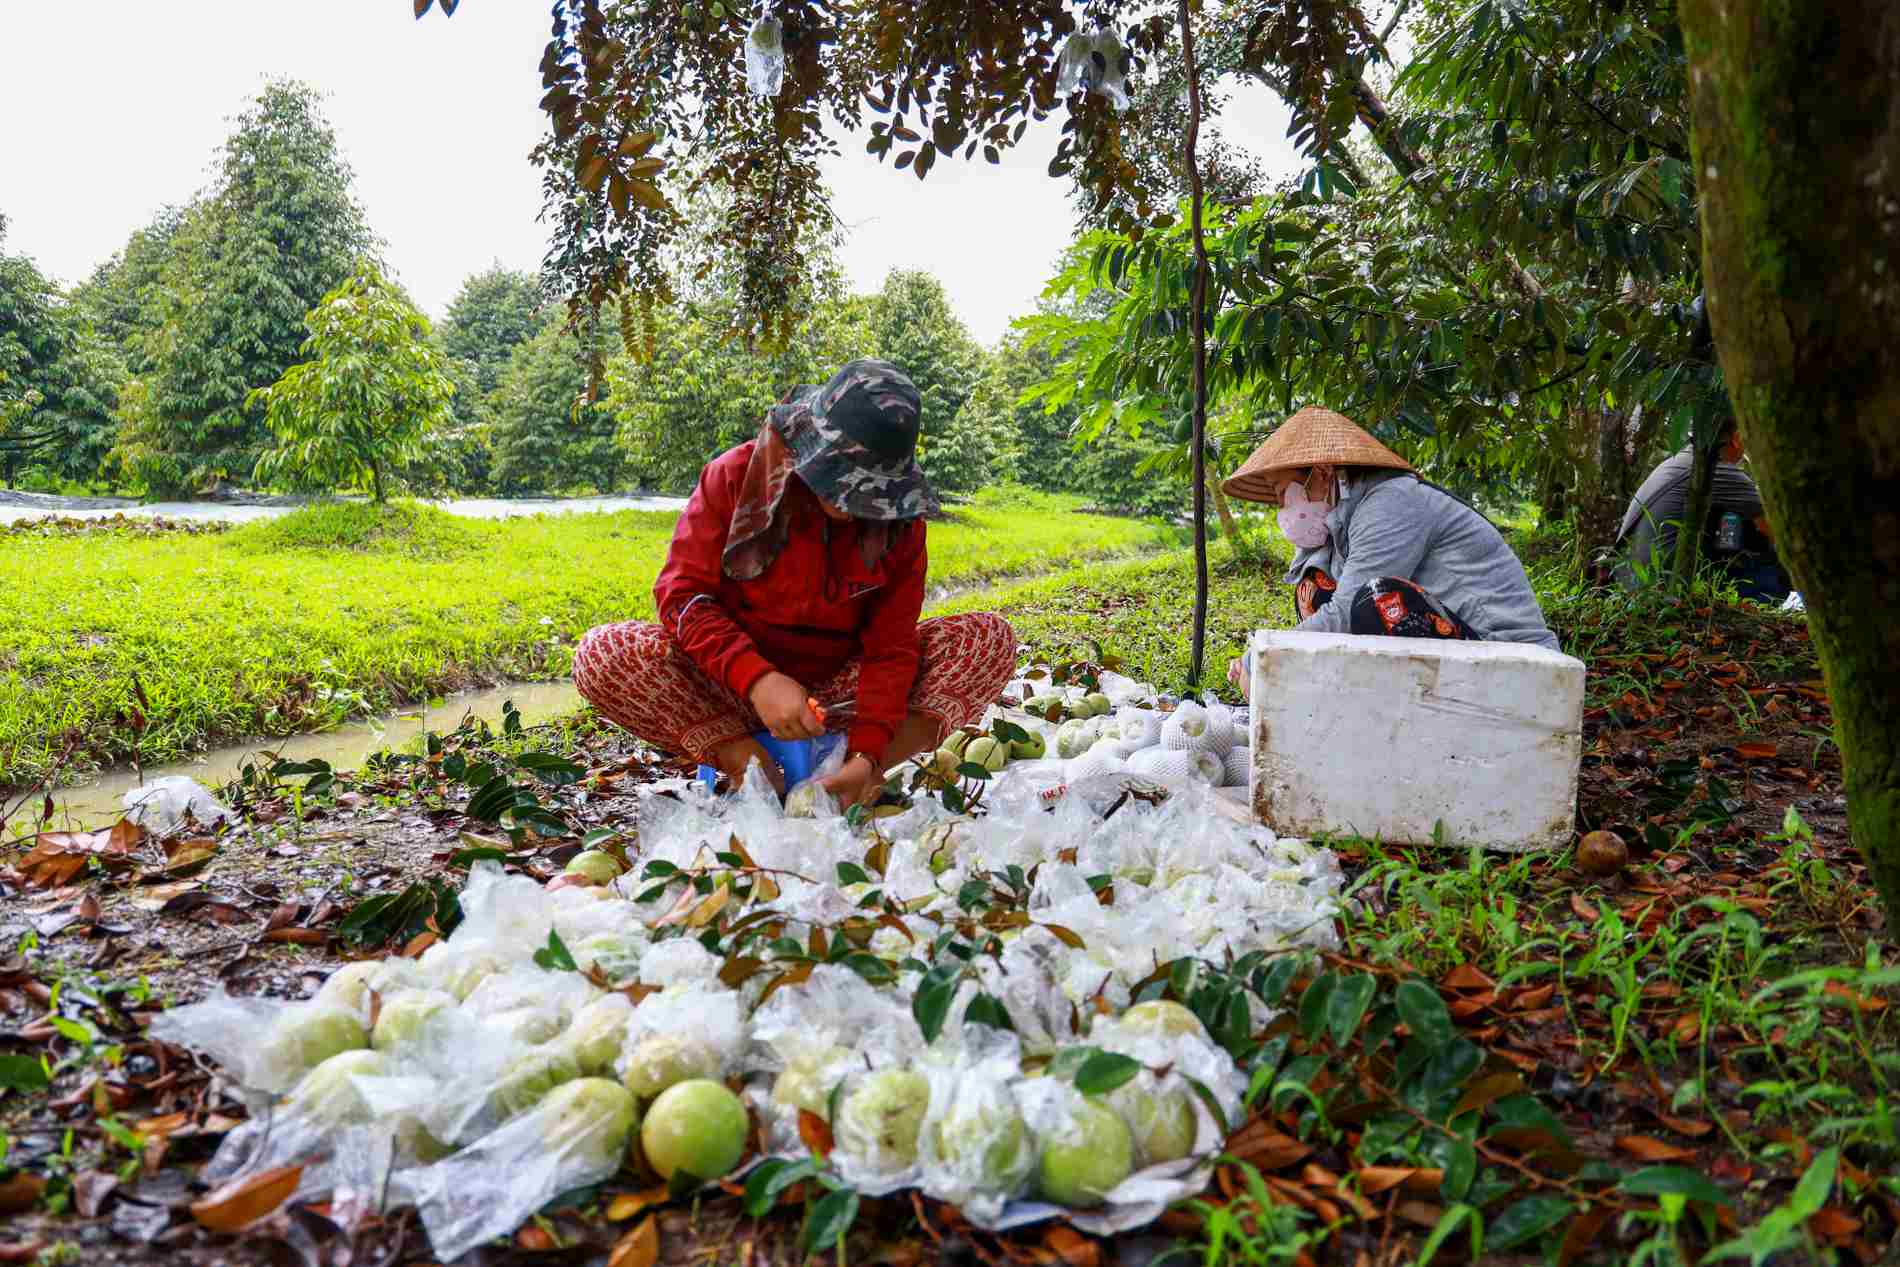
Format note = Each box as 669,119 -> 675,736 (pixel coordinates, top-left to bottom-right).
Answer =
45,681 -> 583,827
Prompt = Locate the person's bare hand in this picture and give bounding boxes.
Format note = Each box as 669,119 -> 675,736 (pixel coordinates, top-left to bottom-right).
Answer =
1226,657 -> 1252,701
711,736 -> 784,795
749,672 -> 823,740
819,753 -> 882,808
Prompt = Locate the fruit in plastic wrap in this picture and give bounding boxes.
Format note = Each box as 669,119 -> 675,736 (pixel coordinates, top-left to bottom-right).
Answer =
1037,1096 -> 1134,1206
963,736 -> 1008,772
487,1006 -> 566,1046
1107,1080 -> 1197,1165
540,1077 -> 641,1173
783,782 -> 831,818
622,1033 -> 721,1100
438,950 -> 507,1002
563,850 -> 625,885
315,961 -> 386,1017
836,1068 -> 930,1173
287,1048 -> 389,1126
1083,692 -> 1112,716
371,989 -> 456,1051
927,1091 -> 1033,1193
561,995 -> 633,1075
1119,999 -> 1210,1042
1053,719 -> 1093,759
771,1044 -> 847,1117
571,932 -> 644,983
641,1079 -> 748,1181
919,821 -> 963,876
257,1005 -> 368,1086
490,1048 -> 580,1119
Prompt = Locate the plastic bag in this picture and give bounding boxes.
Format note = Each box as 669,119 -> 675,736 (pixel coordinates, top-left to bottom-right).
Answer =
123,775 -> 232,836
1054,28 -> 1131,110
409,1078 -> 639,1262
745,15 -> 785,97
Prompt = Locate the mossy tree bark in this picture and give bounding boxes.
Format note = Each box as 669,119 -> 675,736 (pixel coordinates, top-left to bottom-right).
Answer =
1679,0 -> 1900,924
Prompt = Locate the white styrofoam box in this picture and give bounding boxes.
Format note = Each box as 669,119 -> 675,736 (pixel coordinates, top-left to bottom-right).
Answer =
1247,630 -> 1584,851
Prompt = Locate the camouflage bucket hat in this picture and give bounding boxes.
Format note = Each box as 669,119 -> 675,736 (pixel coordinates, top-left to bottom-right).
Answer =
773,359 -> 939,521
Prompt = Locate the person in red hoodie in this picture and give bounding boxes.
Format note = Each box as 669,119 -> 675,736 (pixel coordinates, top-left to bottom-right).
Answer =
573,360 -> 1019,806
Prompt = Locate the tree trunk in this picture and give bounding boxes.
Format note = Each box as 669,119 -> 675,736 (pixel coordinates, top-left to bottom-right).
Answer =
1208,462 -> 1237,539
1671,426 -> 1719,584
1181,0 -> 1210,689
371,462 -> 386,505
1679,0 -> 1900,925
1570,405 -> 1631,578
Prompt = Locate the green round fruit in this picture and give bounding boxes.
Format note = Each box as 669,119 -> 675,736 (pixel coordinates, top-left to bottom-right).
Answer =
836,1069 -> 930,1172
929,747 -> 963,777
562,996 -> 633,1074
490,1048 -> 580,1120
259,1006 -> 368,1086
572,932 -> 644,983
1108,1082 -> 1197,1165
371,989 -> 456,1051
288,1048 -> 389,1126
564,850 -> 625,885
771,1046 -> 846,1117
315,961 -> 385,1016
1038,1097 -> 1134,1207
1084,693 -> 1113,717
928,1095 -> 1033,1190
622,1034 -> 721,1100
1119,1000 -> 1210,1041
963,736 -> 1007,772
440,952 -> 506,1002
641,1079 -> 749,1181
1010,731 -> 1047,760
488,1006 -> 566,1046
1054,720 -> 1093,760
541,1077 -> 641,1173
941,729 -> 973,757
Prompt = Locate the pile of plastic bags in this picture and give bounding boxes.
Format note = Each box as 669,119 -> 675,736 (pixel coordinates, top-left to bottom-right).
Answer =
153,724 -> 1343,1260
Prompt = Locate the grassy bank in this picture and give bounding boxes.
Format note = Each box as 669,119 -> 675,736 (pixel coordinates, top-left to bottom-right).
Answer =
1,488 -> 1162,788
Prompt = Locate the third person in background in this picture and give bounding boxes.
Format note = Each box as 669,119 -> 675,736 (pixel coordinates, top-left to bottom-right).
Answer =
1614,419 -> 1792,604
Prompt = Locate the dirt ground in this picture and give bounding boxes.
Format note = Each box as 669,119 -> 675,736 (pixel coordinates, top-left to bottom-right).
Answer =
1,593 -> 1889,1267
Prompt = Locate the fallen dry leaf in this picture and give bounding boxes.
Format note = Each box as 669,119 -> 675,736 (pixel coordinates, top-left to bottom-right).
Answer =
263,928 -> 328,946
189,1164 -> 303,1232
1808,1208 -> 1862,1244
1226,1118 -> 1313,1170
1735,742 -> 1778,760
1353,1166 -> 1418,1195
607,1214 -> 660,1267
606,1185 -> 669,1222
1617,1136 -> 1699,1163
1452,1072 -> 1525,1119
1043,1225 -> 1099,1266
798,1109 -> 834,1160
0,1173 -> 46,1214
0,1242 -> 48,1263
1441,964 -> 1493,991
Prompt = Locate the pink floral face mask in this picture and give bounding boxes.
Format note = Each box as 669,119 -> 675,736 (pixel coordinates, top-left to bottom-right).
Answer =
1276,480 -> 1331,549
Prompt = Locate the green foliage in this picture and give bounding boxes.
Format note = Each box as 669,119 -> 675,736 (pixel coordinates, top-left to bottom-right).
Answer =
249,265 -> 454,503
489,316 -> 622,495
110,81 -> 375,496
439,265 -> 544,395
71,206 -> 188,376
867,270 -> 992,493
0,239 -> 122,489
0,491 -> 1158,788
606,285 -> 876,493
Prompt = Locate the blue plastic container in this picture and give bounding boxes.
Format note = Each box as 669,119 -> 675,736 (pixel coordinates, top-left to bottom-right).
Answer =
698,730 -> 845,794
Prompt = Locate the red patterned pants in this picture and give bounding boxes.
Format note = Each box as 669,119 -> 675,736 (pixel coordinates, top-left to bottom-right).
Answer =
571,613 -> 1020,762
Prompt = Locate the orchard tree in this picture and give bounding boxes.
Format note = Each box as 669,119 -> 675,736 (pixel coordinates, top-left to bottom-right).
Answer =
440,264 -> 545,394
0,224 -> 122,488
249,265 -> 455,503
489,314 -> 623,494
1677,0 -> 1900,919
112,80 -> 375,495
868,270 -> 996,494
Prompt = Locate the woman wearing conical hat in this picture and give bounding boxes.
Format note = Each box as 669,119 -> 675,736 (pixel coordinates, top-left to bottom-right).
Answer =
1221,407 -> 1557,696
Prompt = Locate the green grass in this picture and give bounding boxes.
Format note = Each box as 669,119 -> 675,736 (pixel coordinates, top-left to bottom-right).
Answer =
941,513 -> 1295,694
0,490 -> 1162,788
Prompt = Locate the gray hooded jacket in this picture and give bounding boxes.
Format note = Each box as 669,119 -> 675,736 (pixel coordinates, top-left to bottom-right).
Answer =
1283,470 -> 1559,651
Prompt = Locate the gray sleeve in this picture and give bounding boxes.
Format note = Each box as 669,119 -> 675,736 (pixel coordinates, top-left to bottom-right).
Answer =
1714,464 -> 1764,518
1295,484 -> 1433,634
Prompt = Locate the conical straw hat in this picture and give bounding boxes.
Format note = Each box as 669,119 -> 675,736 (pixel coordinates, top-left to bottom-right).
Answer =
1221,406 -> 1413,502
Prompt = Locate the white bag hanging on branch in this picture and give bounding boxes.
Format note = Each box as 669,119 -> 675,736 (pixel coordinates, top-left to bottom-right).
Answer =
1055,27 -> 1131,110
746,13 -> 786,97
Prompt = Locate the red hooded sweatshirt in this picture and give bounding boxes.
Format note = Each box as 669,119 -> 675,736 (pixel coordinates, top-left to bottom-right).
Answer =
654,441 -> 927,758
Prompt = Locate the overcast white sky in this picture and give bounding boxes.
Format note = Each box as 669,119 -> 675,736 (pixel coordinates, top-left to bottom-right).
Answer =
1,3 -> 1304,345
